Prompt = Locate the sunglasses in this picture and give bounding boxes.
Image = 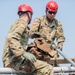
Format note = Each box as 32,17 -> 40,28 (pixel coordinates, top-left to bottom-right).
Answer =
48,11 -> 57,15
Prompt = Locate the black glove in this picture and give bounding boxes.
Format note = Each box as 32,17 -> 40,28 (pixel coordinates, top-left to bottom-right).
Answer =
24,52 -> 36,63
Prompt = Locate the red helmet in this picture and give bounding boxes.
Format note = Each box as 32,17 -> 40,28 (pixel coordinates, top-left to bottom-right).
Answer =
18,4 -> 33,14
46,1 -> 58,12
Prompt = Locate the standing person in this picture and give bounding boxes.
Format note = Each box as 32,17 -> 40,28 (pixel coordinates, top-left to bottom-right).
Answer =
30,0 -> 65,66
2,4 -> 53,75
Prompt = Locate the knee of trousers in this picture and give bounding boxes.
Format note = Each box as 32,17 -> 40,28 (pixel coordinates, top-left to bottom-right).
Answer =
40,65 -> 53,75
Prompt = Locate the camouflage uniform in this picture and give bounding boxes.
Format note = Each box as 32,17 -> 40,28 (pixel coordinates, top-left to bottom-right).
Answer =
2,19 -> 29,69
2,18 -> 53,75
30,15 -> 65,66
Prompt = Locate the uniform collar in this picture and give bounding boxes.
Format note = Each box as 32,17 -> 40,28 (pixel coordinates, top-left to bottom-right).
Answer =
45,16 -> 56,27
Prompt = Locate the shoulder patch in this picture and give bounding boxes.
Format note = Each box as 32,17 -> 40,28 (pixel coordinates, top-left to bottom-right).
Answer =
58,27 -> 63,33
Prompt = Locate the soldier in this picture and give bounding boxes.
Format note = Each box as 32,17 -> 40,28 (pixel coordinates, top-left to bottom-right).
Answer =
30,0 -> 65,66
2,4 -> 53,75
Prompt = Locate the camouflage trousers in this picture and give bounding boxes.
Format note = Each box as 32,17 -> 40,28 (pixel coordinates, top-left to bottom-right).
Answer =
33,60 -> 54,75
9,57 -> 54,75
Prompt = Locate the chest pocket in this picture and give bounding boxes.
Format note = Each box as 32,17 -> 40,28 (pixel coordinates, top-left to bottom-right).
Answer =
40,25 -> 50,38
39,21 -> 57,42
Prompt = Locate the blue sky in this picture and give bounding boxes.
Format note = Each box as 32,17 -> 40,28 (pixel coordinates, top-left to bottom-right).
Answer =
0,0 -> 75,67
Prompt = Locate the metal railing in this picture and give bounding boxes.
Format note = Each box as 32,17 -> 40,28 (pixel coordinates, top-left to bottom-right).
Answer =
54,66 -> 75,75
0,67 -> 75,75
1,49 -> 75,75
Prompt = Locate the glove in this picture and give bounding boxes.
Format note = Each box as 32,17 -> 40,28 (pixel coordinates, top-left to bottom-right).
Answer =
57,42 -> 63,51
24,52 -> 36,63
57,45 -> 62,50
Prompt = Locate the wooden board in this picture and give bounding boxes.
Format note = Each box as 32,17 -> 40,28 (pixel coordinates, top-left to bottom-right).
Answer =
50,58 -> 75,64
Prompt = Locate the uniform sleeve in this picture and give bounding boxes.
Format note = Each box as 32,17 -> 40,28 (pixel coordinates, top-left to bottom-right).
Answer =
7,21 -> 28,57
29,18 -> 41,38
56,21 -> 65,45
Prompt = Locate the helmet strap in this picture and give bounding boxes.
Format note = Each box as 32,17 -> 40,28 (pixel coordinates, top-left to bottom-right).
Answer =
26,12 -> 32,24
18,11 -> 32,24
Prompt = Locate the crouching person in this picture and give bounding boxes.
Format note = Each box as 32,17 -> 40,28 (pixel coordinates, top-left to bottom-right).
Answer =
2,4 -> 53,75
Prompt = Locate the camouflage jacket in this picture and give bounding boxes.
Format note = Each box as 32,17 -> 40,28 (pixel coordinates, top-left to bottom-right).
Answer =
30,15 -> 65,47
2,19 -> 29,67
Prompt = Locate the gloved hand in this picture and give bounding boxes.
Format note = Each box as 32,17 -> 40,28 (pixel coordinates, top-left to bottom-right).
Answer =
57,45 -> 62,51
24,52 -> 36,63
57,42 -> 63,51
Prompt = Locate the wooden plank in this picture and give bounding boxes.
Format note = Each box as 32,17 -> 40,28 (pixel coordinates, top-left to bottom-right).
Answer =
50,58 -> 75,64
